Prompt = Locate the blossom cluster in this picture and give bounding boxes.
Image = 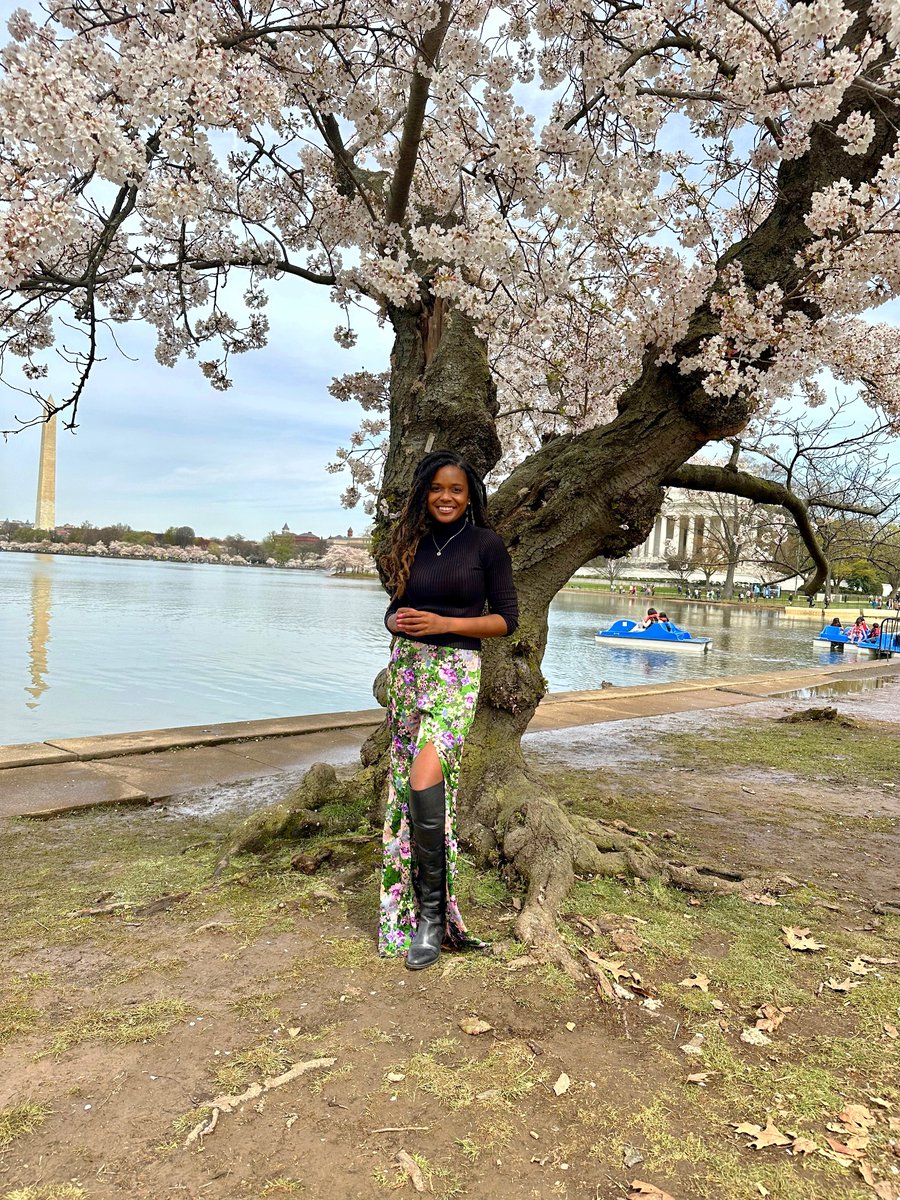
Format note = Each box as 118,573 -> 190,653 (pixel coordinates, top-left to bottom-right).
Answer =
1,0 -> 899,487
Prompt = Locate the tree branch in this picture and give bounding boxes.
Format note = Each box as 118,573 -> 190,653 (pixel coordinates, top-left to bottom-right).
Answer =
384,1 -> 451,227
665,463 -> 828,594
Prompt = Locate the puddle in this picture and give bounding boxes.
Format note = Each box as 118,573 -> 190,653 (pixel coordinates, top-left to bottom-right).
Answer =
779,675 -> 893,700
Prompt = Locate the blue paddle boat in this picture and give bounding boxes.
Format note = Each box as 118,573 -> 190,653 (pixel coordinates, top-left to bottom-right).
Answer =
595,618 -> 712,653
814,625 -> 900,656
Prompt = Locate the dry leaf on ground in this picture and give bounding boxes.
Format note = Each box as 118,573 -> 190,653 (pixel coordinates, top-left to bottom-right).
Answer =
839,1104 -> 876,1132
825,1135 -> 867,1159
861,956 -> 898,965
884,1024 -> 898,1039
679,973 -> 711,992
680,1034 -> 704,1056
744,893 -> 779,906
396,1150 -> 426,1193
458,1017 -> 492,1036
848,957 -> 875,976
825,977 -> 861,993
629,1181 -> 676,1200
735,1121 -> 792,1149
756,1003 -> 792,1033
686,1072 -> 711,1085
790,1137 -> 819,1155
553,1072 -> 571,1096
781,926 -> 825,951
741,1027 -> 772,1046
612,928 -> 644,953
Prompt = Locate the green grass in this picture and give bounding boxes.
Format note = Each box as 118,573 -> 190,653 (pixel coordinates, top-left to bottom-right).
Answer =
44,998 -> 190,1056
0,1101 -> 51,1149
665,719 -> 900,785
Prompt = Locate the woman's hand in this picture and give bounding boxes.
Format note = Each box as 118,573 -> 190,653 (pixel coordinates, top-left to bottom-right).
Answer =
394,607 -> 449,636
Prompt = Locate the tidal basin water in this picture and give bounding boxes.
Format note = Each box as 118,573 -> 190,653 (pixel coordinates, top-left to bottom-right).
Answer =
2,552 -> 838,745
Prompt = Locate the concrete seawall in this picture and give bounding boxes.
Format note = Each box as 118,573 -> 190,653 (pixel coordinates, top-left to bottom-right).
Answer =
2,657 -> 898,819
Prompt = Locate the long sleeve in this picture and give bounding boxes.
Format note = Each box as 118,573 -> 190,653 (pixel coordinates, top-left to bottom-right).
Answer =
482,534 -> 519,635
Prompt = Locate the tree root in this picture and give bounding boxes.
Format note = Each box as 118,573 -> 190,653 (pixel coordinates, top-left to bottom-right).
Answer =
215,758 -> 774,983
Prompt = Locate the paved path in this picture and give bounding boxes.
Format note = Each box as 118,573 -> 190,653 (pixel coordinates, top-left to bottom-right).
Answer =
2,658 -> 898,819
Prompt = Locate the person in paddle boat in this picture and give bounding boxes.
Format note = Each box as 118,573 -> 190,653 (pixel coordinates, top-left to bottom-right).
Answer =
636,607 -> 660,630
847,616 -> 869,642
378,451 -> 519,970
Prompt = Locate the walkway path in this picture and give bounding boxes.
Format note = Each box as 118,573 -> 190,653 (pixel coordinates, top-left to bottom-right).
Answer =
2,658 -> 898,818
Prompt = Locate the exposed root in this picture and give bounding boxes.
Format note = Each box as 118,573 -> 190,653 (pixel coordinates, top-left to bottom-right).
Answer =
213,761 -> 382,876
215,757 -> 774,981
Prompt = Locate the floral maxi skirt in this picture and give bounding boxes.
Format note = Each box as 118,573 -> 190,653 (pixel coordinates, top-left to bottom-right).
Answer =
379,639 -> 482,957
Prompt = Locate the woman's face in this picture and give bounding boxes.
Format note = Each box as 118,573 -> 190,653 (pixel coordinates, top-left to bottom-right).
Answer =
427,464 -> 469,524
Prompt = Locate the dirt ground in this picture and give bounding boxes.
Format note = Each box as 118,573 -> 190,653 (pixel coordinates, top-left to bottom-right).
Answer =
1,682 -> 898,1200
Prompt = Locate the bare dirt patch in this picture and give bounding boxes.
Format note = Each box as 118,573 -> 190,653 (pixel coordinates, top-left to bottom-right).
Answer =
1,684 -> 898,1200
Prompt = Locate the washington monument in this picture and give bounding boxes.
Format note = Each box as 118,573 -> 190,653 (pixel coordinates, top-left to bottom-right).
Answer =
34,409 -> 57,531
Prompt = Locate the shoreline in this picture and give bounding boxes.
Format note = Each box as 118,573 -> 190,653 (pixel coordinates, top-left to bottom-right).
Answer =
3,657 -> 898,819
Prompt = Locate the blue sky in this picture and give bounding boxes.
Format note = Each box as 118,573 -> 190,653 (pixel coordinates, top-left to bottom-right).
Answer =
0,269 -> 393,539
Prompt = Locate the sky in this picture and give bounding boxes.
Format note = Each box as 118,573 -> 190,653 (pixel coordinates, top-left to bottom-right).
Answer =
0,285 -> 392,539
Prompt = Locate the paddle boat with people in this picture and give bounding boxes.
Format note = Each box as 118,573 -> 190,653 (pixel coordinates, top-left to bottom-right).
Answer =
814,622 -> 900,657
595,615 -> 712,653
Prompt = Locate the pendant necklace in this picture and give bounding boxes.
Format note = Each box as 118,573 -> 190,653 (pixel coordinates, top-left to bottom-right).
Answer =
432,523 -> 467,557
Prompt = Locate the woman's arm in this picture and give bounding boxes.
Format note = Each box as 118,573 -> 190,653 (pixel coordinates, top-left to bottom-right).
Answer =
394,609 -> 508,638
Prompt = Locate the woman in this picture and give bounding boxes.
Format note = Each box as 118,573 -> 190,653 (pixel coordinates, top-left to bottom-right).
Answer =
378,450 -> 519,969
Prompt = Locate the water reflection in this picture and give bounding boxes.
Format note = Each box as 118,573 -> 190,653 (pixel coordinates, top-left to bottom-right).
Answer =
25,560 -> 53,710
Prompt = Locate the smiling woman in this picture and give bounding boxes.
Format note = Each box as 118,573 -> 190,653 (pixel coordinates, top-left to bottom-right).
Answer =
378,451 -> 519,969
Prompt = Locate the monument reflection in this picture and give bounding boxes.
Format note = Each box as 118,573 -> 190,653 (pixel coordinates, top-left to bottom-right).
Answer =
25,561 -> 53,709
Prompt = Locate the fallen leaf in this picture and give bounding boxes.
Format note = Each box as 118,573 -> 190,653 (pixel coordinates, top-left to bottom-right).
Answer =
883,1023 -> 898,1039
741,1027 -> 772,1046
612,928 -> 644,954
711,999 -> 725,1012
741,785 -> 756,795
781,926 -> 825,951
476,1088 -> 500,1100
889,1116 -> 900,1132
848,957 -> 875,976
552,1072 -> 571,1096
628,1182 -> 676,1200
687,1072 -> 711,1086
745,893 -> 779,906
565,1021 -> 576,1031
458,1017 -> 492,1036
820,1148 -> 857,1167
396,1149 -> 425,1193
679,973 -> 711,992
756,1186 -> 770,1198
641,997 -> 663,1012
755,1003 -> 792,1033
861,956 -> 899,965
623,1145 -> 644,1169
790,1137 -> 819,1156
825,977 -> 861,993
825,1136 -> 866,1160
869,1097 -> 892,1110
839,1104 -> 875,1132
735,1121 -> 792,1150
870,1183 -> 896,1200
386,1072 -> 405,1083
680,1034 -> 704,1056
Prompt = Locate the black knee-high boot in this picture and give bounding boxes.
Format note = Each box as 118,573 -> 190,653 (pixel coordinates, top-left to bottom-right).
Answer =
406,779 -> 446,970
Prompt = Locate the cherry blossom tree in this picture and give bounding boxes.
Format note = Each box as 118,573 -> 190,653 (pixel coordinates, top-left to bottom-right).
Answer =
4,0 -> 900,962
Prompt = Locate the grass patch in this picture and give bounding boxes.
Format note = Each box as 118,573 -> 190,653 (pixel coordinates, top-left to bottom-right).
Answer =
230,991 -> 282,1023
45,998 -> 190,1056
404,1036 -> 542,1109
3,1189 -> 87,1200
0,1101 -> 51,1149
665,718 -> 900,785
212,1038 -> 294,1091
260,1179 -> 305,1196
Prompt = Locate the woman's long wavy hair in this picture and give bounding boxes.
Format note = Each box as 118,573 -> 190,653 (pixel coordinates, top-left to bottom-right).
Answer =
381,450 -> 491,599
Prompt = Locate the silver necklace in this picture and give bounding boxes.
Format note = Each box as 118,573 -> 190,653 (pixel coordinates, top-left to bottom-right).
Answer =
431,524 -> 467,557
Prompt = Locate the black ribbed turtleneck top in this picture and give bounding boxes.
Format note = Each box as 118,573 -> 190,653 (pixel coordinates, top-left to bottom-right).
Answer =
384,516 -> 519,650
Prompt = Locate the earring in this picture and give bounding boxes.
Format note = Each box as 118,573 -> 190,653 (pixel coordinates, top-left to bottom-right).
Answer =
467,501 -> 474,524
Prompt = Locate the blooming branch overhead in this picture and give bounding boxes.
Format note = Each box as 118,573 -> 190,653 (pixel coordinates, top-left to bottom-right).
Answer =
2,0 -> 900,486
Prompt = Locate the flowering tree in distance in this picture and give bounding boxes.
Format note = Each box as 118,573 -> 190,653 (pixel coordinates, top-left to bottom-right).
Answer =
3,0 -> 900,960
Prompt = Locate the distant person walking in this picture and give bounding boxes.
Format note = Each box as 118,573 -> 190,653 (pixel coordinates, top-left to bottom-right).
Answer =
378,451 -> 519,969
